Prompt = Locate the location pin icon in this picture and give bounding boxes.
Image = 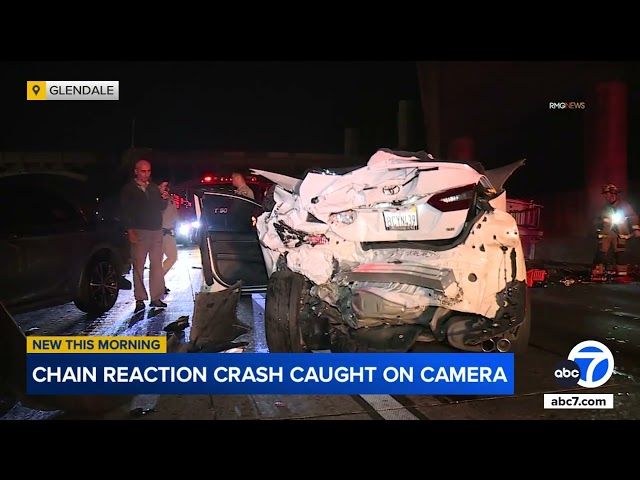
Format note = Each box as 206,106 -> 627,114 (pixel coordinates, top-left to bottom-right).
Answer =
32,85 -> 40,96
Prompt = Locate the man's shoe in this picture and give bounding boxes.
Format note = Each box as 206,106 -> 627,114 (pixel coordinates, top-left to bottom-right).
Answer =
135,301 -> 145,312
150,300 -> 167,308
119,276 -> 133,290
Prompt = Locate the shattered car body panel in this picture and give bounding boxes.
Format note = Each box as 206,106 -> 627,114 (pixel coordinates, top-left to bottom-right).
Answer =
256,150 -> 491,243
252,149 -> 530,354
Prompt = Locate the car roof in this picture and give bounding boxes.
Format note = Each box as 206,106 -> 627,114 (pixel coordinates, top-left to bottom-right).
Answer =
199,188 -> 262,206
0,170 -> 88,182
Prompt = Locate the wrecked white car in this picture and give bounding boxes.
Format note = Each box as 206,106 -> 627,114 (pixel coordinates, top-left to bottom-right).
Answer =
251,148 -> 531,354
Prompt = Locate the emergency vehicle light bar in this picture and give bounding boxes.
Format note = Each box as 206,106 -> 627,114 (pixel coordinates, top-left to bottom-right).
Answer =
201,174 -> 259,183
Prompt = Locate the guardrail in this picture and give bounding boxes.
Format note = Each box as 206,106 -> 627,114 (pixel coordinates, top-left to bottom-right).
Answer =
507,199 -> 543,230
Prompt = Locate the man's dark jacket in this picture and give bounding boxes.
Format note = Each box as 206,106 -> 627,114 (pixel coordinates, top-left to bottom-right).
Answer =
120,180 -> 168,231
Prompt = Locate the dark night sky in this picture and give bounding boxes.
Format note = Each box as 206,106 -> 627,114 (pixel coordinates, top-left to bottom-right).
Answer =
2,61 -> 639,198
0,61 -> 423,153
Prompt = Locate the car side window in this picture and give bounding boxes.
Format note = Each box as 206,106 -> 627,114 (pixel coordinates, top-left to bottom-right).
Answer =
0,173 -> 93,235
227,196 -> 262,233
201,194 -> 232,232
201,194 -> 262,233
0,188 -> 44,236
46,194 -> 82,225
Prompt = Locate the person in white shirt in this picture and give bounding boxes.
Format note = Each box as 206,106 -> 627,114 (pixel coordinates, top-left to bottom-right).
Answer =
159,179 -> 179,294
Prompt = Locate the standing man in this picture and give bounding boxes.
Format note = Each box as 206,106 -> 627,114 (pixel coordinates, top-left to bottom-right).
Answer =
159,179 -> 179,294
231,171 -> 255,200
120,159 -> 169,311
592,183 -> 640,279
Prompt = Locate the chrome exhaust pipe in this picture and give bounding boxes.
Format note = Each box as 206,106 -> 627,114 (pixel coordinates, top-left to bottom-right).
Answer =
496,338 -> 511,353
481,339 -> 496,352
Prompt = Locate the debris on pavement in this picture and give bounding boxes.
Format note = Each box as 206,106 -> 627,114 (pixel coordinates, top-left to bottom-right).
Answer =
163,316 -> 190,332
526,261 -> 599,287
129,407 -> 156,417
188,340 -> 249,353
525,259 -> 640,288
24,327 -> 40,336
164,282 -> 251,354
223,346 -> 246,353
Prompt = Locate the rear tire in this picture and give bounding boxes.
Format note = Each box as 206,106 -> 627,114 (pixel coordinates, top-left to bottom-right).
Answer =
264,271 -> 310,353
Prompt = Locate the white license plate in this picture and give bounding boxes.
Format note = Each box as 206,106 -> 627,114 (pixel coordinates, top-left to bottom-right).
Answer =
383,207 -> 418,231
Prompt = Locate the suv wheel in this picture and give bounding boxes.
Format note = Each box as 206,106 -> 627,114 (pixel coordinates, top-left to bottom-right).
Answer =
74,254 -> 120,314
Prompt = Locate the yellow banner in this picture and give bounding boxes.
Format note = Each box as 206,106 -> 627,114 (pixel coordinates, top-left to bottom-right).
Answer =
27,336 -> 167,353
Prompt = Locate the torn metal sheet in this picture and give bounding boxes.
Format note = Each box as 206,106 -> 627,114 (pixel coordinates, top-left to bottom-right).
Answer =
189,281 -> 251,350
251,170 -> 302,193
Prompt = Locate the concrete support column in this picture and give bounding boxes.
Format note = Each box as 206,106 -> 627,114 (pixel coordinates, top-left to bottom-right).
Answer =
448,137 -> 475,162
585,81 -> 628,222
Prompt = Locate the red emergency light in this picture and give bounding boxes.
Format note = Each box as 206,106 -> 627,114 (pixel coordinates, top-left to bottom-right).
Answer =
200,174 -> 259,184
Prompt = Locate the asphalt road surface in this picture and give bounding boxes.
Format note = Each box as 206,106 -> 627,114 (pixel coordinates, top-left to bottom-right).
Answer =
1,246 -> 639,420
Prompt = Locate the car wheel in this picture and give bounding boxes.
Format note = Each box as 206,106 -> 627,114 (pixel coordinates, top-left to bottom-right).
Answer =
264,271 -> 310,353
74,253 -> 120,314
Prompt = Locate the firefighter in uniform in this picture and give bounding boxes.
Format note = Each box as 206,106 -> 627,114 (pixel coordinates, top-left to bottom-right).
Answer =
592,183 -> 640,279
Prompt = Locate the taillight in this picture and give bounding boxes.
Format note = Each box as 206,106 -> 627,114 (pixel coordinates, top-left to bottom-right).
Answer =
427,183 -> 476,212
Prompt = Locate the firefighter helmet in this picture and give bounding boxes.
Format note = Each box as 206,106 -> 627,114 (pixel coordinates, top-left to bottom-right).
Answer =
602,183 -> 621,194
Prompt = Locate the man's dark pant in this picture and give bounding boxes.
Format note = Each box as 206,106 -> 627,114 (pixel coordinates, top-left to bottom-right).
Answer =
131,229 -> 165,301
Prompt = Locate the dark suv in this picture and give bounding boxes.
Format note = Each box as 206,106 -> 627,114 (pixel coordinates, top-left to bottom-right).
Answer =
0,172 -> 130,315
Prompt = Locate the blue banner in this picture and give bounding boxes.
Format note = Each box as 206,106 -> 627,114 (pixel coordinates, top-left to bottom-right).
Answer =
26,353 -> 514,396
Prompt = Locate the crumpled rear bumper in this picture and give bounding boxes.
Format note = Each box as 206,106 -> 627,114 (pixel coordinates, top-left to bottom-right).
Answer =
258,205 -> 527,321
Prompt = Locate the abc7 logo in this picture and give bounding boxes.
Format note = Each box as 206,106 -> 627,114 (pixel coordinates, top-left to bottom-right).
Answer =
553,340 -> 615,388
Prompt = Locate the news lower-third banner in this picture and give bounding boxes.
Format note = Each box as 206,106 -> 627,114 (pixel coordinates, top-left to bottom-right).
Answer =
26,352 -> 515,396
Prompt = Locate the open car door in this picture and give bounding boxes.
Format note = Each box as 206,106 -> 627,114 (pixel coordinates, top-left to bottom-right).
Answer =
194,191 -> 268,293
